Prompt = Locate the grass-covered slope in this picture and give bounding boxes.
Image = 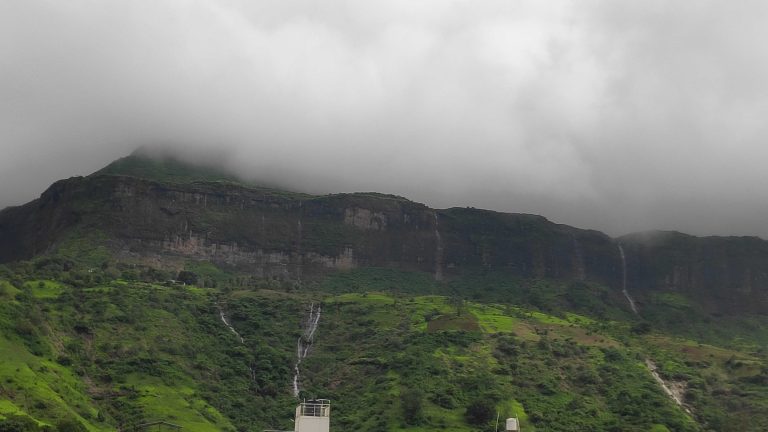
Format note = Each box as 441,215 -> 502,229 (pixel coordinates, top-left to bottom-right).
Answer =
1,259 -> 767,431
95,151 -> 313,201
0,261 -> 300,431
94,151 -> 246,187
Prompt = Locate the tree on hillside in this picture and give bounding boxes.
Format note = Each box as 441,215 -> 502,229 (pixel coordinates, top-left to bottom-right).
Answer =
465,399 -> 494,425
55,419 -> 86,432
401,388 -> 424,425
176,270 -> 197,285
0,414 -> 46,432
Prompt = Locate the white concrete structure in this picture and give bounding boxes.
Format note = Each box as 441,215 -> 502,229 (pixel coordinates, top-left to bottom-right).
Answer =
505,417 -> 519,431
294,400 -> 330,432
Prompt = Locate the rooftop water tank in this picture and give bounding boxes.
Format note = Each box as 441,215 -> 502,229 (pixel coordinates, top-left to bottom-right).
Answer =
505,417 -> 519,431
295,400 -> 331,432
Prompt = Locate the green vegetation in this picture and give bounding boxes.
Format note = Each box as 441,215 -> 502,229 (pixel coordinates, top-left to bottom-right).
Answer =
1,259 -> 767,431
51,230 -> 112,269
95,153 -> 312,200
319,268 -> 439,295
0,260 -> 300,431
308,292 -> 703,431
95,154 -> 246,186
5,150 -> 768,431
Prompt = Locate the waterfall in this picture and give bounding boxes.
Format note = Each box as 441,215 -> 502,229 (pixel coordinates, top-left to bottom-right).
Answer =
617,244 -> 639,315
293,302 -> 322,397
434,212 -> 444,281
646,359 -> 693,415
218,305 -> 245,344
219,304 -> 260,387
616,248 -> 690,417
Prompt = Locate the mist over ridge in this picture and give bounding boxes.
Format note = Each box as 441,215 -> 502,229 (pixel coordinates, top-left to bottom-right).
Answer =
3,1 -> 768,238
90,148 -> 766,245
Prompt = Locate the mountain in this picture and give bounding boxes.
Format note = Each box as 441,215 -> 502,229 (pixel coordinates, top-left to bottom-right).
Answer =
0,152 -> 767,431
2,152 -> 768,315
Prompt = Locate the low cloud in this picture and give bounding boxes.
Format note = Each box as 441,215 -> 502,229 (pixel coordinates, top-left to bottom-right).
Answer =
2,1 -> 768,237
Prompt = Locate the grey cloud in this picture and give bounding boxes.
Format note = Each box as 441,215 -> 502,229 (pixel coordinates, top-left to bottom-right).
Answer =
2,0 -> 768,237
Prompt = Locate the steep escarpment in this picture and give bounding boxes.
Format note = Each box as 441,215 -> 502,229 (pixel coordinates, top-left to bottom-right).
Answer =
0,174 -> 621,284
2,154 -> 768,315
437,208 -> 618,283
619,230 -> 768,313
0,176 -> 98,262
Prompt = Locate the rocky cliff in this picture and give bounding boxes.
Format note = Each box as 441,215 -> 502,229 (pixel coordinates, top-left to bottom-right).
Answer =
1,155 -> 767,314
0,174 -> 614,280
619,230 -> 768,313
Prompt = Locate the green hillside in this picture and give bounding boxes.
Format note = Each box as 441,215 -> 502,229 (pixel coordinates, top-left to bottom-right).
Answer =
95,152 -> 245,186
1,258 -> 767,431
1,153 -> 768,431
95,152 -> 311,200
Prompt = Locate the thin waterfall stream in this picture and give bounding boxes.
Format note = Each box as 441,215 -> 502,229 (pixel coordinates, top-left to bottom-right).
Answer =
617,246 -> 693,416
293,302 -> 321,397
218,303 -> 256,383
646,359 -> 692,414
218,304 -> 245,344
617,244 -> 639,315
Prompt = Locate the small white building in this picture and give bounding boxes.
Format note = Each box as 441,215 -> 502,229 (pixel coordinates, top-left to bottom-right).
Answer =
294,400 -> 331,432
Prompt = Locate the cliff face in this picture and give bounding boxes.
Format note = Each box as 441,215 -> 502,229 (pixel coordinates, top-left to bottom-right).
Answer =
0,174 -> 619,281
2,168 -> 768,314
619,231 -> 768,313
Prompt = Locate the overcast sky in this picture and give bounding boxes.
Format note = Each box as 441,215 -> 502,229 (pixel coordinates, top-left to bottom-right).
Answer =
2,0 -> 768,238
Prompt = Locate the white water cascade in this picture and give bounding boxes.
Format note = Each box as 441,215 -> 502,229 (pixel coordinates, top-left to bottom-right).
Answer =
293,302 -> 322,397
646,359 -> 693,414
617,248 -> 693,417
219,305 -> 245,344
219,304 -> 258,383
617,244 -> 639,315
